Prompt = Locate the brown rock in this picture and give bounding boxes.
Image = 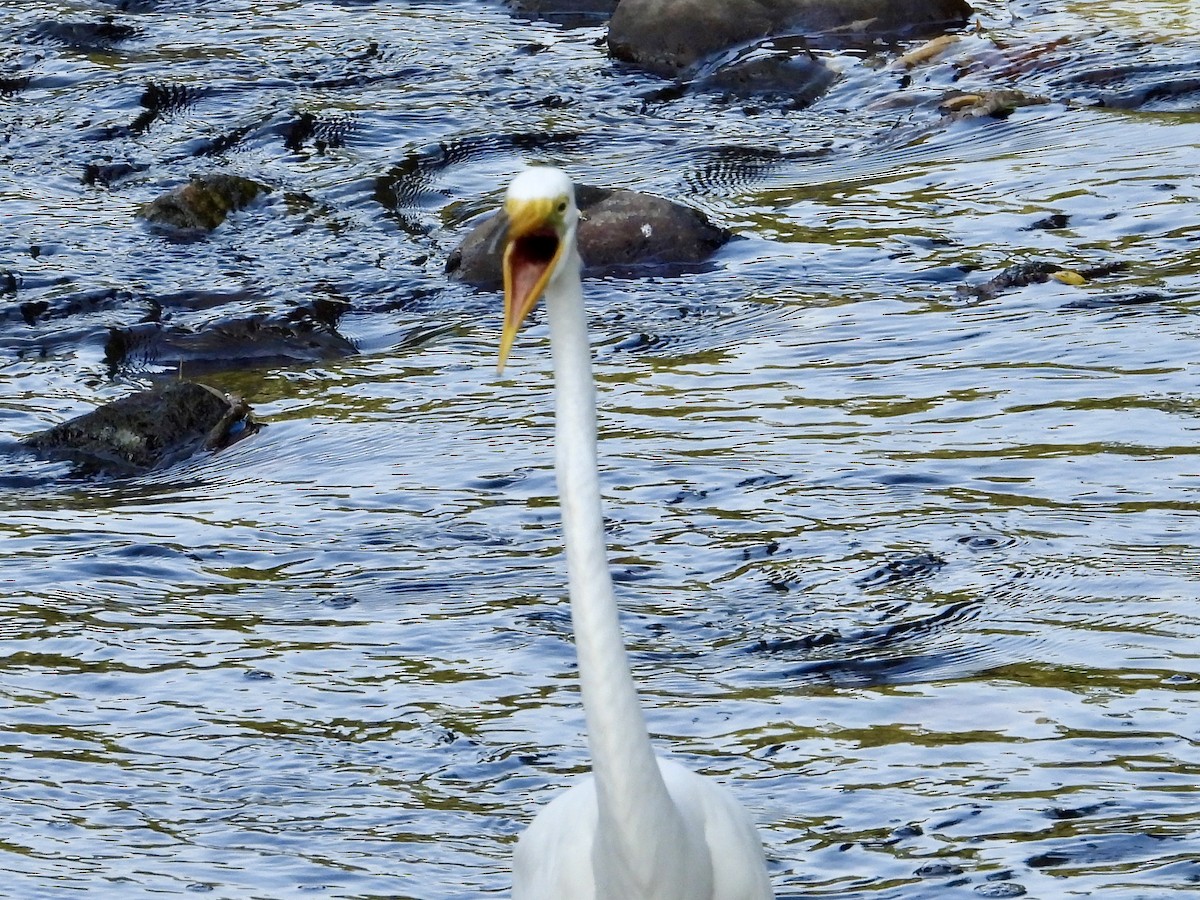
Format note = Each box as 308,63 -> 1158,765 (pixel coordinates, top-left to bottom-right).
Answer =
608,0 -> 974,76
139,173 -> 270,233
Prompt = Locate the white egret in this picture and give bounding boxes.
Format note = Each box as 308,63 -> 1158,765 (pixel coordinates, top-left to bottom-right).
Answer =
497,166 -> 773,900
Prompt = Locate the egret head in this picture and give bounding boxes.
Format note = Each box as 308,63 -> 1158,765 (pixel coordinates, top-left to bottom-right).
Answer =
498,167 -> 579,371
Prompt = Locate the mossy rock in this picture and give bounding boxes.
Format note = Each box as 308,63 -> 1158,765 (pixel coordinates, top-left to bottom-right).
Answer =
139,173 -> 270,233
24,381 -> 258,475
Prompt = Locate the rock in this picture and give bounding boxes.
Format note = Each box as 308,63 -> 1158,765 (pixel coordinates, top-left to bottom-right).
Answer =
1021,213 -> 1070,232
105,303 -> 356,375
939,88 -> 1047,118
0,75 -> 31,97
23,381 -> 259,475
506,1 -> 620,28
956,260 -> 1127,303
138,173 -> 270,235
693,37 -> 837,106
30,19 -> 141,51
82,160 -> 148,187
1069,62 -> 1200,112
608,0 -> 974,77
446,184 -> 731,288
893,33 -> 960,69
96,1 -> 161,11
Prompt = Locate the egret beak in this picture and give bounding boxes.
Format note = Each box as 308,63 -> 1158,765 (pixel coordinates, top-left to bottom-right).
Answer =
499,197 -> 565,372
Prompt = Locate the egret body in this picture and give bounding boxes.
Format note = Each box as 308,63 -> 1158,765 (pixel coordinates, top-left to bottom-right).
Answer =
497,166 -> 773,900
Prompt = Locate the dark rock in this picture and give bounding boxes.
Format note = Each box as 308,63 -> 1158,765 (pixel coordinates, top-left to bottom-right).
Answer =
506,0 -> 620,28
0,75 -> 32,97
609,0 -> 974,77
446,184 -> 731,288
23,381 -> 259,475
105,304 -> 355,375
956,261 -> 1060,302
1021,213 -> 1070,231
957,260 -> 1128,303
694,37 -> 837,106
915,862 -> 964,877
30,19 -> 140,51
82,160 -> 148,187
96,1 -> 162,11
138,173 -> 270,235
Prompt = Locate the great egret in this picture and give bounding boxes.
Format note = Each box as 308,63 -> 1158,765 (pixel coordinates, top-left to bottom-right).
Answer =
496,166 -> 773,900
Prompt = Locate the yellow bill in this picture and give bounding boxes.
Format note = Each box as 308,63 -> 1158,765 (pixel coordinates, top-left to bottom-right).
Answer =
498,195 -> 566,372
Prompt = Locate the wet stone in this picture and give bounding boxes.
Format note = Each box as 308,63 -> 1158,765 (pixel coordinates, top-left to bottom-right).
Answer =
693,38 -> 837,107
23,381 -> 259,476
958,260 -> 1129,303
30,19 -> 141,51
915,862 -> 964,877
1026,851 -> 1071,868
447,184 -> 731,288
609,0 -> 974,77
939,88 -> 1048,118
0,75 -> 31,96
1021,213 -> 1071,231
105,304 -> 356,376
974,883 -> 1027,897
506,0 -> 620,28
138,173 -> 270,235
82,160 -> 148,187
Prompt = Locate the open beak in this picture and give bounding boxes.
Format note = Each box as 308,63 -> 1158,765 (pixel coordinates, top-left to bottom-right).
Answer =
498,197 -> 565,372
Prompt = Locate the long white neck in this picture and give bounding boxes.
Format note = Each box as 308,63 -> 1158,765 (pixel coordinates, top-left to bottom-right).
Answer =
544,246 -> 688,881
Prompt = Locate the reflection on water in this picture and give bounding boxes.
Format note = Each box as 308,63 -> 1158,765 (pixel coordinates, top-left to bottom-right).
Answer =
2,1 -> 1200,898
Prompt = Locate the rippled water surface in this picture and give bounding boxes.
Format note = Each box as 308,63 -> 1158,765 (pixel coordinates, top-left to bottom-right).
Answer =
2,1 -> 1200,898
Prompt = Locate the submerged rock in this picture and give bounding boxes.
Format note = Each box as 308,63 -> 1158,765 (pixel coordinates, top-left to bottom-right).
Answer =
609,0 -> 974,77
446,184 -> 731,288
105,302 -> 356,375
693,37 -> 837,106
957,260 -> 1128,303
939,88 -> 1048,118
0,75 -> 31,97
23,381 -> 258,475
506,0 -> 620,28
138,173 -> 270,235
30,19 -> 141,51
82,160 -> 148,187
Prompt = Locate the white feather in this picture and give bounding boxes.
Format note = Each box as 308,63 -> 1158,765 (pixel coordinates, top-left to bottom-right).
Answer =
503,167 -> 773,900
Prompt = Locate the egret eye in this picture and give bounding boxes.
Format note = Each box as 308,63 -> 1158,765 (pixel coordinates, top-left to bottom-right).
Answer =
557,200 -> 567,212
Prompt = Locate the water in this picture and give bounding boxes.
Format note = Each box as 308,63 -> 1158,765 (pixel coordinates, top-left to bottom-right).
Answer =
2,1 -> 1200,897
